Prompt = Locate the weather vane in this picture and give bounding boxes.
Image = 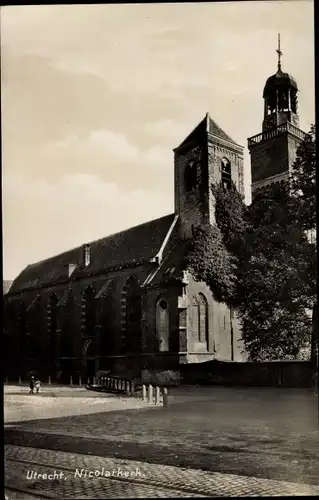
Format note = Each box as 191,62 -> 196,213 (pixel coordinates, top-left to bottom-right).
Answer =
276,33 -> 282,71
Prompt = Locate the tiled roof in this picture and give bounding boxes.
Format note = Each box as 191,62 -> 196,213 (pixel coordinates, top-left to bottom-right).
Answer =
146,240 -> 189,287
175,113 -> 237,150
9,214 -> 176,294
208,116 -> 237,144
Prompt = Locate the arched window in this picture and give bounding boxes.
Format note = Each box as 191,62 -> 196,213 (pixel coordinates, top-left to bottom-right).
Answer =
192,294 -> 209,348
47,294 -> 58,368
192,296 -> 200,340
221,158 -> 231,189
198,293 -> 209,346
60,291 -> 75,357
156,298 -> 170,352
97,280 -> 115,356
121,277 -> 141,354
81,286 -> 96,337
26,295 -> 42,360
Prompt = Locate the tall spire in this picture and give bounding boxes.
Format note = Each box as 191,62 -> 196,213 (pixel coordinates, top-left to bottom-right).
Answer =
276,33 -> 282,71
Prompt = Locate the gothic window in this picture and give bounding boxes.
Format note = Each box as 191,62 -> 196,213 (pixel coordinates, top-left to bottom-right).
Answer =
192,297 -> 200,341
26,296 -> 42,360
16,301 -> 27,363
156,298 -> 170,352
60,293 -> 75,357
97,281 -> 115,356
47,294 -> 58,364
198,293 -> 209,346
121,277 -> 142,354
221,158 -> 231,190
82,286 -> 96,337
192,294 -> 209,348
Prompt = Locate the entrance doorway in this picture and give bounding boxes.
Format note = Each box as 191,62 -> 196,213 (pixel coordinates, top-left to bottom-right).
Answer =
85,359 -> 96,382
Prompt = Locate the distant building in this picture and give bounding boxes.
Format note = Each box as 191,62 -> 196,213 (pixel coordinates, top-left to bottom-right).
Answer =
3,281 -> 13,295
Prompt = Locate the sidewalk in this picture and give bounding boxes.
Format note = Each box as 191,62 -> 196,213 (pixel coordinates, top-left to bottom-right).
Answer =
5,444 -> 319,498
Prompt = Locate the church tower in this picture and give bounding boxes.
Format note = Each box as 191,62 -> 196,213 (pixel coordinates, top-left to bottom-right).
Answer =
173,113 -> 244,239
248,34 -> 309,199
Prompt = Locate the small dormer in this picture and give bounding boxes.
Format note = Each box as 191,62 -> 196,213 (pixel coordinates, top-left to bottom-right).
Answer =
84,244 -> 91,267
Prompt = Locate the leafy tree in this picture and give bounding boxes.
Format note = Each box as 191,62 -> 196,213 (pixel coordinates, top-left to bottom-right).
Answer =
185,223 -> 236,304
184,127 -> 316,363
237,182 -> 313,360
290,125 -> 317,365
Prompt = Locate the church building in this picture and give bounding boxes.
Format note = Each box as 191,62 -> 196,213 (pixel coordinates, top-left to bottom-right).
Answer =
4,38 -> 309,384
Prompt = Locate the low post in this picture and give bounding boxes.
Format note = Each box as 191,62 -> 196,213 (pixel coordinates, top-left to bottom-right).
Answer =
142,384 -> 147,401
148,384 -> 153,403
126,381 -> 131,396
70,376 -> 73,386
163,387 -> 169,408
155,386 -> 160,405
87,377 -> 90,386
19,376 -> 22,385
5,376 -> 8,384
79,376 -> 82,387
93,377 -> 96,386
131,380 -> 135,396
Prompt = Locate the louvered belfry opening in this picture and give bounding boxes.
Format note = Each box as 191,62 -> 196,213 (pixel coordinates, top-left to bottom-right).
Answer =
121,276 -> 142,354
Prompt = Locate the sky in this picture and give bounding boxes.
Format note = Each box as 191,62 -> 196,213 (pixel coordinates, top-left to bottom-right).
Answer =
1,1 -> 315,280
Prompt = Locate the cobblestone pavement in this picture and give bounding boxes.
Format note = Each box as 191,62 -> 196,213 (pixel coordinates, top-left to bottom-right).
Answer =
5,445 -> 319,498
5,385 -> 319,488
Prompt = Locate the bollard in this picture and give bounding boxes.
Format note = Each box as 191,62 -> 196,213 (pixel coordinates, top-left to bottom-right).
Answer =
48,376 -> 51,385
87,377 -> 90,385
131,380 -> 135,395
155,385 -> 160,405
19,376 -> 22,385
70,376 -> 73,386
5,376 -> 8,384
79,376 -> 82,387
148,384 -> 153,403
163,387 -> 169,408
93,377 -> 96,386
142,384 -> 147,401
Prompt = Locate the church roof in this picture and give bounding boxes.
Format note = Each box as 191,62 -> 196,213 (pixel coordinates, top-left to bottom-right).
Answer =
174,113 -> 238,150
9,214 -> 176,294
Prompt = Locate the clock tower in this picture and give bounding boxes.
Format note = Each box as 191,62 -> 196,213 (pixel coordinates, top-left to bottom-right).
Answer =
173,113 -> 244,239
248,34 -> 309,199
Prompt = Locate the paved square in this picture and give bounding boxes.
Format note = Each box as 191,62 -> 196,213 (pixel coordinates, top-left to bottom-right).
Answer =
4,384 -> 319,497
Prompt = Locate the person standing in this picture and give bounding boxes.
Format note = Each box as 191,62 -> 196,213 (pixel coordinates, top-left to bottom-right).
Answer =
29,376 -> 35,394
35,378 -> 41,394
